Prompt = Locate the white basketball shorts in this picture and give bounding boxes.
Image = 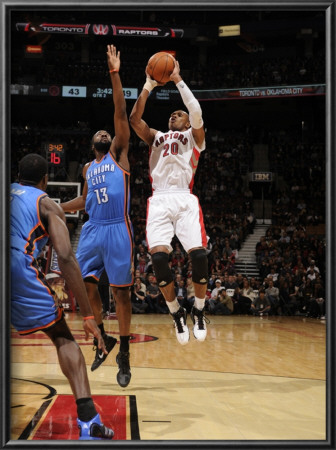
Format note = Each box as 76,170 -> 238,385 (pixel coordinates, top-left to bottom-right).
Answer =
146,190 -> 207,253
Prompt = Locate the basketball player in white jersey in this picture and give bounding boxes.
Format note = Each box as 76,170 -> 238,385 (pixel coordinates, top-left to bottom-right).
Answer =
130,60 -> 209,345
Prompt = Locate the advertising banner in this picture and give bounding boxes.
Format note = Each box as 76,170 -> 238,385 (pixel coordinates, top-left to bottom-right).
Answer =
16,22 -> 184,38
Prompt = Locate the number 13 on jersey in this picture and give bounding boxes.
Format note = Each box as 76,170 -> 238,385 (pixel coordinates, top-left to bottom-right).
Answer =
94,187 -> 108,204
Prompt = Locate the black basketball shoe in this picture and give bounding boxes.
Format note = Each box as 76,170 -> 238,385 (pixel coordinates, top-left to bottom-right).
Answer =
116,351 -> 131,388
91,334 -> 117,372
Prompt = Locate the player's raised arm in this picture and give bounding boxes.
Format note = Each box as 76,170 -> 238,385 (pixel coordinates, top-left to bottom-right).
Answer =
170,60 -> 205,148
106,45 -> 130,165
129,72 -> 159,147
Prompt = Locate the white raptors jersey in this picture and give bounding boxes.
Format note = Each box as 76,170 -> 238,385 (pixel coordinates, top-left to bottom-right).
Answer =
149,128 -> 205,192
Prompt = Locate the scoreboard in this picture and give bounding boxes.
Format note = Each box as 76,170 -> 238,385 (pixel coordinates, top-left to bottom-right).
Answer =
45,142 -> 65,167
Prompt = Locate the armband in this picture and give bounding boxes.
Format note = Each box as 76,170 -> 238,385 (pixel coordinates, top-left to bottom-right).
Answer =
83,315 -> 95,321
176,80 -> 204,129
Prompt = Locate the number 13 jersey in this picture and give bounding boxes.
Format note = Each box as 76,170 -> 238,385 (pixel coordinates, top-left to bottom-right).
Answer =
85,151 -> 130,222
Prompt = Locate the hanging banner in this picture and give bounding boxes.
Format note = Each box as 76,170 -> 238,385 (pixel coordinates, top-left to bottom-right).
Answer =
16,22 -> 184,38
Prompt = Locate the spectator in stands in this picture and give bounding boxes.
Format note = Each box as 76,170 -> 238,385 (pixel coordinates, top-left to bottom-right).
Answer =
265,279 -> 280,315
210,279 -> 224,300
299,276 -> 314,314
250,277 -> 261,293
245,208 -> 256,234
241,278 -> 254,313
136,252 -> 151,277
250,289 -> 271,316
135,244 -> 151,265
208,274 -> 218,291
224,275 -> 238,297
171,246 -> 186,269
307,266 -> 318,283
306,281 -> 325,318
222,240 -> 233,260
145,274 -> 161,313
183,259 -> 193,280
278,280 -> 298,315
134,268 -> 146,285
236,273 -> 245,289
209,288 -> 233,315
131,277 -> 148,314
185,277 -> 196,313
266,267 -> 279,284
175,279 -> 188,310
232,286 -> 249,314
210,257 -> 225,276
307,259 -> 320,274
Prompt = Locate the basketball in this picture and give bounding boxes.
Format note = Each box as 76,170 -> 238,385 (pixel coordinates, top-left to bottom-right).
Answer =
146,52 -> 176,84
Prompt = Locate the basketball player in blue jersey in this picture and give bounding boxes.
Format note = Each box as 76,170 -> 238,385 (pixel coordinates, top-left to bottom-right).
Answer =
61,45 -> 133,387
130,59 -> 209,345
11,153 -> 114,440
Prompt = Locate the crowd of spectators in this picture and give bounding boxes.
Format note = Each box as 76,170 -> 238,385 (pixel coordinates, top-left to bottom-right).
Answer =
129,219 -> 325,319
12,48 -> 325,91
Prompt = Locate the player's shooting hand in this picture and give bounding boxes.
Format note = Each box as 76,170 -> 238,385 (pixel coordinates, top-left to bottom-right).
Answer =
145,69 -> 165,87
170,60 -> 182,83
83,319 -> 108,354
106,44 -> 121,72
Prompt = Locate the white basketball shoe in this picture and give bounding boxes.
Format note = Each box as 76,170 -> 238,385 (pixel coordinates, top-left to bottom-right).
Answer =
171,307 -> 190,345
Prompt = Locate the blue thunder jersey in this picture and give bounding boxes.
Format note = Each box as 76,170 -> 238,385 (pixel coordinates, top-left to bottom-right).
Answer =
76,151 -> 134,286
10,183 -> 63,334
10,183 -> 49,258
85,151 -> 130,221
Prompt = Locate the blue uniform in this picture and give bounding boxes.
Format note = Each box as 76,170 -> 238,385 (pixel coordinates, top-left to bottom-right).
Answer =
76,151 -> 134,286
10,183 -> 63,335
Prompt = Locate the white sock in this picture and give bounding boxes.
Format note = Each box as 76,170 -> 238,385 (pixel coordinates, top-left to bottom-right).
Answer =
194,297 -> 205,310
166,298 -> 180,314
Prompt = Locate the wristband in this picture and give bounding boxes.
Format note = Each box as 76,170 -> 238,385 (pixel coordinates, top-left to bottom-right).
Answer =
143,77 -> 157,92
83,315 -> 95,320
109,69 -> 119,73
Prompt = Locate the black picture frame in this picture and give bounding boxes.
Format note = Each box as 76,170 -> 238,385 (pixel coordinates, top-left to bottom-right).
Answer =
2,1 -> 335,449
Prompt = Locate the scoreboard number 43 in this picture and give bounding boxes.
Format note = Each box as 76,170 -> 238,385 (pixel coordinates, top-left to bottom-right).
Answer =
62,86 -> 87,97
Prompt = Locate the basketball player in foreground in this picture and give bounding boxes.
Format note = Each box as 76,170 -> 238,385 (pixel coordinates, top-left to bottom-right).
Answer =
10,153 -> 114,440
61,45 -> 133,387
130,59 -> 209,345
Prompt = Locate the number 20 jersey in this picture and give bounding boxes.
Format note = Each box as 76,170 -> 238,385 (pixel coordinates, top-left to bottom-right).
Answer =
149,127 -> 205,192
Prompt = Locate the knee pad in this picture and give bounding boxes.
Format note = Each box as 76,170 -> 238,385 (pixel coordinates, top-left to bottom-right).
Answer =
151,252 -> 174,287
190,249 -> 208,284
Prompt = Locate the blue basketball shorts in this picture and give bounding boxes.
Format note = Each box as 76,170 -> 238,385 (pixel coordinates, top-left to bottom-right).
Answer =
11,248 -> 63,335
76,218 -> 134,287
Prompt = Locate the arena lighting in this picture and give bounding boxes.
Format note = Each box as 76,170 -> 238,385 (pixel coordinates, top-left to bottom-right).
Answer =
218,25 -> 240,37
25,45 -> 42,53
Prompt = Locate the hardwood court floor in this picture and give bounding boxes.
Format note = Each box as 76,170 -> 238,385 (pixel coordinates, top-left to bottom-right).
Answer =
10,313 -> 326,442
